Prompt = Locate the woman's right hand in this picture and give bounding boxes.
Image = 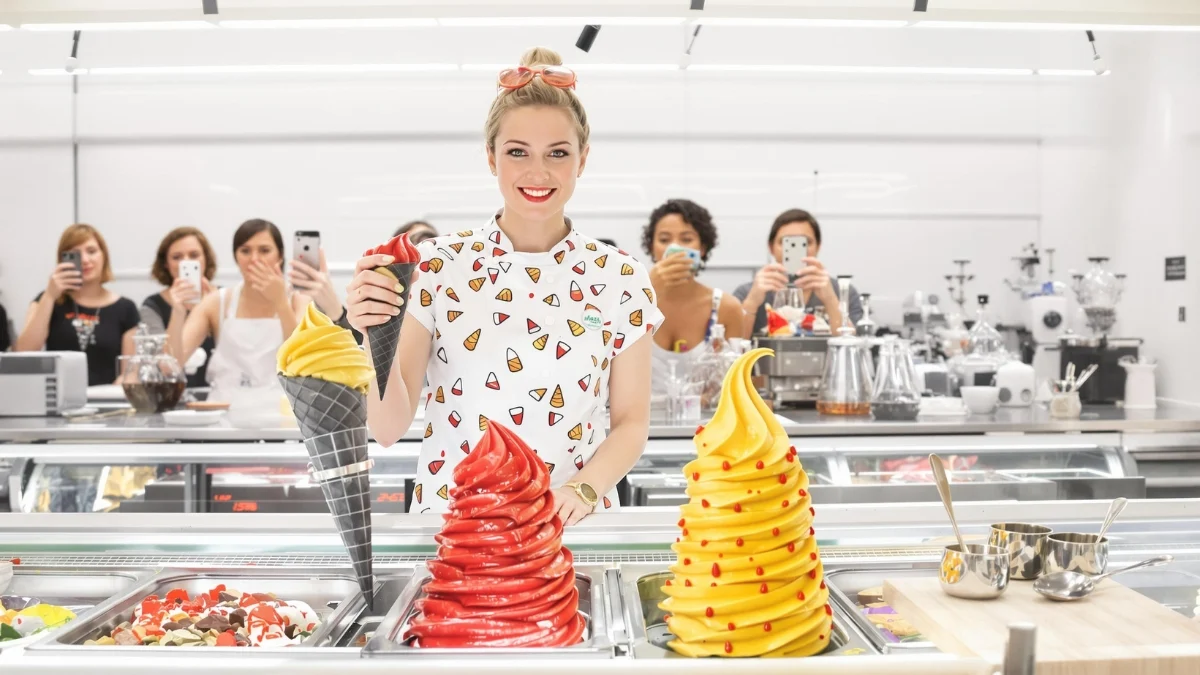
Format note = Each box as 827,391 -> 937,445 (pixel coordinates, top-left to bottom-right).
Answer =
46,262 -> 82,301
345,254 -> 414,333
649,253 -> 694,292
747,262 -> 790,305
167,277 -> 202,312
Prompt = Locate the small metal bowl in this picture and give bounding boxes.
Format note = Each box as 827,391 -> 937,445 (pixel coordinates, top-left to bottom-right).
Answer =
940,544 -> 1010,600
988,523 -> 1053,581
1043,532 -> 1109,577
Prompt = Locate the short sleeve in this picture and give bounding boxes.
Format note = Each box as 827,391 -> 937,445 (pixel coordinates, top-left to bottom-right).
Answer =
139,299 -> 167,334
731,281 -> 752,303
404,240 -> 440,334
611,258 -> 664,358
119,298 -> 142,333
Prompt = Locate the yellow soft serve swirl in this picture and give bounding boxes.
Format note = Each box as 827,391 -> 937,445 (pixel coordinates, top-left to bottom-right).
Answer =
277,303 -> 373,393
660,348 -> 831,658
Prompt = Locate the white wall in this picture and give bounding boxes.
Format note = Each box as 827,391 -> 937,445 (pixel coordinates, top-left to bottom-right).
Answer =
3,24 -> 1193,401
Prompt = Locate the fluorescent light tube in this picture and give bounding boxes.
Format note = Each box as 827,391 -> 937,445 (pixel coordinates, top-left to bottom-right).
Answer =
461,63 -> 680,73
31,64 -> 457,76
693,18 -> 907,28
686,64 -> 1033,76
21,21 -> 214,31
1037,69 -> 1111,76
439,17 -> 685,27
915,21 -> 1200,32
0,25 -> 13,31
220,19 -> 437,29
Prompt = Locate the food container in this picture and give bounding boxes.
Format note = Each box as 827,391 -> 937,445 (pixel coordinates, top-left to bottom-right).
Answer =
988,523 -> 1053,581
320,571 -> 415,650
363,564 -> 613,659
28,569 -> 361,657
939,544 -> 1010,600
823,567 -> 940,654
1044,533 -> 1109,577
0,568 -> 149,652
616,563 -> 876,658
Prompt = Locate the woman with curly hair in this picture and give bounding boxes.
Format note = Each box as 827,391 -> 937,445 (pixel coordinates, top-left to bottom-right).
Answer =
643,198 -> 743,397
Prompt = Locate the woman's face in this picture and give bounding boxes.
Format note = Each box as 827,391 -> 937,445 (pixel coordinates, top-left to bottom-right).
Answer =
488,105 -> 588,225
651,214 -> 704,263
167,235 -> 206,281
235,230 -> 282,276
71,237 -> 105,283
407,224 -> 437,245
770,221 -> 820,263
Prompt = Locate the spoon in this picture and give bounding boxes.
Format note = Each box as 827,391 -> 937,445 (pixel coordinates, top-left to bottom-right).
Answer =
929,454 -> 967,553
1098,497 -> 1128,541
1034,555 -> 1173,602
1073,364 -> 1100,392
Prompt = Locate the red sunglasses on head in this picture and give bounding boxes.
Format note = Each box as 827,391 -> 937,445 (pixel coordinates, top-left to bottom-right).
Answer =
497,65 -> 577,91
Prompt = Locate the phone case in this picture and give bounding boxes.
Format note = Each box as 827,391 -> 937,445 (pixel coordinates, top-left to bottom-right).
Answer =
782,237 -> 809,276
294,234 -> 321,270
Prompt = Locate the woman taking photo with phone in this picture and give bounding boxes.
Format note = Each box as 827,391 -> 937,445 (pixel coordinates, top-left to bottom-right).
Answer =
168,219 -> 308,402
287,232 -> 361,343
643,199 -> 743,396
344,47 -> 662,524
16,224 -> 140,385
142,227 -> 218,387
734,208 -> 863,338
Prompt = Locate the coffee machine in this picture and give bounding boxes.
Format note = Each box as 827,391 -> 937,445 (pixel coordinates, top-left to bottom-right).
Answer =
1062,258 -> 1141,404
752,336 -> 828,406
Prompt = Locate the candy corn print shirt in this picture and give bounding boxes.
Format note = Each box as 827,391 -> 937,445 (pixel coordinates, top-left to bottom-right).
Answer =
405,217 -> 664,514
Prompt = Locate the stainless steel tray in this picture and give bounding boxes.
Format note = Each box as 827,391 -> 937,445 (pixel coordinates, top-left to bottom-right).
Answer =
823,567 -> 940,654
0,568 -> 150,652
27,568 -> 363,656
363,563 -> 614,658
321,571 -> 416,650
616,563 -> 876,658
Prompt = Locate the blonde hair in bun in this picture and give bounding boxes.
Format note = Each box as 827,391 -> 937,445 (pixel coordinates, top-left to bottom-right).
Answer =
484,46 -> 590,151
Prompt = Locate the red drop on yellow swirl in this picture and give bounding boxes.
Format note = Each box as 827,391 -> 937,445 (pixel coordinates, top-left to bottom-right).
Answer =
405,422 -> 586,648
661,348 -> 832,657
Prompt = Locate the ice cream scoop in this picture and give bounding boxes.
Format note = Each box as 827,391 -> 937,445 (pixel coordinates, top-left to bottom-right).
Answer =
661,348 -> 832,657
278,303 -> 373,393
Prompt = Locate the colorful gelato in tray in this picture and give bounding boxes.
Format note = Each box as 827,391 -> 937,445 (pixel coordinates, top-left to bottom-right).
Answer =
1,596 -> 76,641
84,585 -> 320,647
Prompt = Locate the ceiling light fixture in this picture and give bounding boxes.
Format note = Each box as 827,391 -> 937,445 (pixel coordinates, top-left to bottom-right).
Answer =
0,25 -> 13,31
220,18 -> 437,29
914,0 -> 929,10
576,24 -> 600,53
692,18 -> 906,28
21,21 -> 215,31
65,30 -> 81,73
31,63 -> 458,75
1037,69 -> 1109,76
439,17 -> 683,27
685,24 -> 703,55
202,0 -> 218,14
915,21 -> 1200,32
691,0 -> 705,9
686,64 -> 1034,76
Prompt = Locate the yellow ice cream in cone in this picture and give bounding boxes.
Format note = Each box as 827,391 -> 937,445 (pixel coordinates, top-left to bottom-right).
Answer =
278,303 -> 373,393
661,348 -> 831,658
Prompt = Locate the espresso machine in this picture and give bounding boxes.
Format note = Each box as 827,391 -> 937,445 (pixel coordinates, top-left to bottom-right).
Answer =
1062,258 -> 1141,404
752,336 -> 829,406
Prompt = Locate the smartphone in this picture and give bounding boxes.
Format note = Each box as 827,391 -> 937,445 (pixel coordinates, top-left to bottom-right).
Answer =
781,235 -> 809,278
178,259 -> 202,293
293,230 -> 321,270
664,243 -> 701,272
60,250 -> 82,275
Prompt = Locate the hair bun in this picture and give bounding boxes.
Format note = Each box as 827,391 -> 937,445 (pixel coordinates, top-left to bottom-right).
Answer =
519,46 -> 564,68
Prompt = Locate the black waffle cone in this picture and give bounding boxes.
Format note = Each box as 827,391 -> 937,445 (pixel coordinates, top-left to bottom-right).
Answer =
367,261 -> 416,399
318,470 -> 374,610
279,376 -> 368,440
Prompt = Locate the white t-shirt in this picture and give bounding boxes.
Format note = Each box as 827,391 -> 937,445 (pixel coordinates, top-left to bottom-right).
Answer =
405,216 -> 664,514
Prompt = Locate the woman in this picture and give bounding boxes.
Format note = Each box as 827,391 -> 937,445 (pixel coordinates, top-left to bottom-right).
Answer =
16,224 -> 140,385
288,247 -> 363,344
643,199 -> 743,396
168,219 -> 308,402
142,227 -> 218,387
734,208 -> 863,338
345,47 -> 662,524
392,220 -> 438,245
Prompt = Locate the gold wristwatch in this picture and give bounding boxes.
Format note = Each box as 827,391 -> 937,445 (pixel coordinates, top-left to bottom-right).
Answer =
564,482 -> 599,510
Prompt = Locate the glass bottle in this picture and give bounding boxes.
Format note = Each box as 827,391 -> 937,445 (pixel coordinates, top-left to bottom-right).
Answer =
871,337 -> 921,421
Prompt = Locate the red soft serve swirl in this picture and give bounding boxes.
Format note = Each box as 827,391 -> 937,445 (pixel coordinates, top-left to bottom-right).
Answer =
364,232 -> 420,263
405,422 -> 586,648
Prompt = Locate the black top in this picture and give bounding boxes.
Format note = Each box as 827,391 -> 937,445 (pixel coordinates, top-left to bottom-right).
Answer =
0,303 -> 11,353
140,294 -> 215,388
34,292 -> 141,386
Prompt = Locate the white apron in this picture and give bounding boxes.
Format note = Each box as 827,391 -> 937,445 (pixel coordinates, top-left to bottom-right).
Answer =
206,284 -> 285,407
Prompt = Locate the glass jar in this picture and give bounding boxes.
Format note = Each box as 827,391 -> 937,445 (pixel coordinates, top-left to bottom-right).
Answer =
871,337 -> 922,421
120,326 -> 186,413
1073,257 -> 1124,334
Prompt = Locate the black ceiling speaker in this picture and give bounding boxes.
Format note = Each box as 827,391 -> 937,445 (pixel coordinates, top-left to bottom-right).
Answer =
691,0 -> 705,9
202,0 -> 218,14
913,0 -> 928,10
576,24 -> 600,53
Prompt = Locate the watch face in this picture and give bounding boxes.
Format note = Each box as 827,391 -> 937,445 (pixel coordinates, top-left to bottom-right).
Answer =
579,483 -> 598,502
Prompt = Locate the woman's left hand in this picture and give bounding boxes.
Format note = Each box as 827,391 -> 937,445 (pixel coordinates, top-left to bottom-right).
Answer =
795,257 -> 838,305
248,261 -> 289,307
552,486 -> 595,527
288,250 -> 342,321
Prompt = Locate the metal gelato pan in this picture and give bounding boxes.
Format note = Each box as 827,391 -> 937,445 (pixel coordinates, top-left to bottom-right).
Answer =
27,569 -> 362,657
616,563 -> 876,658
823,566 -> 940,654
363,564 -> 614,659
319,570 -> 416,650
0,568 -> 149,652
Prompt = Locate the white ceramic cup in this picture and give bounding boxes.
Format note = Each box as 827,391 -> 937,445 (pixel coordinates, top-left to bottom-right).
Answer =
960,386 -> 1000,414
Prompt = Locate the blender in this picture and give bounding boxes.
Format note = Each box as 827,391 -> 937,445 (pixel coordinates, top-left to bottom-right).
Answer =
816,277 -> 873,416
